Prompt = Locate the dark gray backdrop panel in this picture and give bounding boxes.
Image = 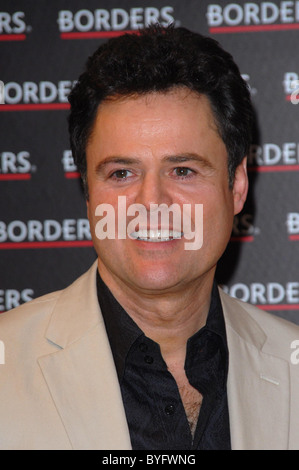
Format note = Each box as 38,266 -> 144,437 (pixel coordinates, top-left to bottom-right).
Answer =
0,0 -> 298,322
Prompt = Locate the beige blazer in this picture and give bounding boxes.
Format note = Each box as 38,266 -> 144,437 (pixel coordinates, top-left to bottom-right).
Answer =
1,261 -> 299,450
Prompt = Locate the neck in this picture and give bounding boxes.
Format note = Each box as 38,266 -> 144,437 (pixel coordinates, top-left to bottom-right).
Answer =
98,261 -> 215,365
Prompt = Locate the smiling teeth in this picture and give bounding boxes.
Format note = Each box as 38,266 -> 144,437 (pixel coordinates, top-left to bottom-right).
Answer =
130,230 -> 183,242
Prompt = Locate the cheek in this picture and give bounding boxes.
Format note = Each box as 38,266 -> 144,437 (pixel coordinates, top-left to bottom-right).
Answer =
87,185 -> 115,221
202,188 -> 234,232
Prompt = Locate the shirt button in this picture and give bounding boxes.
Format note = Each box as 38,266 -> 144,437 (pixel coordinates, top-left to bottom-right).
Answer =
164,404 -> 175,416
139,343 -> 148,352
144,355 -> 154,364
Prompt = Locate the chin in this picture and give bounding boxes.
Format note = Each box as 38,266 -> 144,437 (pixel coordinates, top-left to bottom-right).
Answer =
130,267 -> 182,293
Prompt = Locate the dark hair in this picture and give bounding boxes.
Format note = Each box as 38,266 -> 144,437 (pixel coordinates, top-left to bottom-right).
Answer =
68,24 -> 254,195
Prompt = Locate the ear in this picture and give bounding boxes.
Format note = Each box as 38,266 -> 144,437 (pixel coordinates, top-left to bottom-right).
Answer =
233,157 -> 248,215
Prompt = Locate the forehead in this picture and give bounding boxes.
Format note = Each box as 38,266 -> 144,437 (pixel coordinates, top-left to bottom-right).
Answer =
86,89 -> 225,163
89,88 -> 219,136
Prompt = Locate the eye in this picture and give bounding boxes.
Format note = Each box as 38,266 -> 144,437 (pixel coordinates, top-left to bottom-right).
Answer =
111,169 -> 133,180
173,167 -> 194,178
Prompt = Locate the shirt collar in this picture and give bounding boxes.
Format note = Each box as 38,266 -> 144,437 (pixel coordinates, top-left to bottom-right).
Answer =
96,272 -> 143,381
96,271 -> 228,382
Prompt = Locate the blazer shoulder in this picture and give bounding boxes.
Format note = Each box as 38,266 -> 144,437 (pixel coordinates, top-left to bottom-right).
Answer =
220,287 -> 299,328
219,287 -> 299,359
225,291 -> 299,331
0,262 -> 98,336
0,289 -> 62,332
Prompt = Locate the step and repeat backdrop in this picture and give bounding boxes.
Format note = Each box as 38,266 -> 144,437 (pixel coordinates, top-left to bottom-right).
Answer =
1,0 -> 299,323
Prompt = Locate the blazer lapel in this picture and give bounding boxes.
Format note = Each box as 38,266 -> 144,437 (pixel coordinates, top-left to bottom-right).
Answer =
220,290 -> 290,450
38,261 -> 131,450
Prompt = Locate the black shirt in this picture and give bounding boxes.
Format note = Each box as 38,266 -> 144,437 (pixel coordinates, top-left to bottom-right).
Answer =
97,272 -> 231,450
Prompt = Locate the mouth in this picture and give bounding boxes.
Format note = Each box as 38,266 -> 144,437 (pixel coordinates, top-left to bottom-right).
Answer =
129,229 -> 183,242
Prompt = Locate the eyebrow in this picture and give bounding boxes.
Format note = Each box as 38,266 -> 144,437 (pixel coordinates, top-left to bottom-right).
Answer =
95,157 -> 142,175
94,152 -> 215,174
162,153 -> 215,170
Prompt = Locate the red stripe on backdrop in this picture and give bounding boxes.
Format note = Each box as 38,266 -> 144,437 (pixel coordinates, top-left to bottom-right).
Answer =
230,236 -> 254,242
0,241 -> 93,249
0,103 -> 70,111
61,30 -> 137,39
0,174 -> 31,180
257,304 -> 299,311
0,34 -> 26,41
210,24 -> 299,33
65,172 -> 80,179
248,165 -> 299,172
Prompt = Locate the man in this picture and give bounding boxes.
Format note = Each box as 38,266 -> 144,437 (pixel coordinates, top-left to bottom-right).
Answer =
1,25 -> 299,450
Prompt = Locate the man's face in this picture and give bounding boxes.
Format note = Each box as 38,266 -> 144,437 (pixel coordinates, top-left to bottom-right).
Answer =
86,89 -> 248,295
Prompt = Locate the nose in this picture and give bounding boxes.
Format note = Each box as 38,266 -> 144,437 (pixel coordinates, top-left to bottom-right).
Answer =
135,171 -> 173,210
